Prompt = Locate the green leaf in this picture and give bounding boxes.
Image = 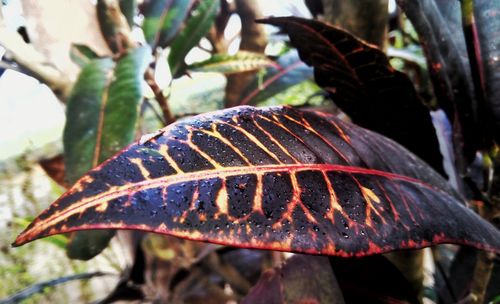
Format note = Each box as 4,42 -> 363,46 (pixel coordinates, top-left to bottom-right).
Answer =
119,0 -> 137,27
156,0 -> 194,47
168,0 -> 219,77
142,0 -> 194,48
70,44 -> 100,68
63,46 -> 151,259
188,51 -> 275,74
141,0 -> 172,46
64,58 -> 115,183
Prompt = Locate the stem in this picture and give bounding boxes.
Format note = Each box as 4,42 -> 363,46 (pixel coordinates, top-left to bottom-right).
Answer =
144,68 -> 175,125
470,250 -> 496,303
469,150 -> 500,303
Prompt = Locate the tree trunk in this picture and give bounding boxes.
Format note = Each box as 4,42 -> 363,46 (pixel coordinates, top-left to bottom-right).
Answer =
322,0 -> 389,49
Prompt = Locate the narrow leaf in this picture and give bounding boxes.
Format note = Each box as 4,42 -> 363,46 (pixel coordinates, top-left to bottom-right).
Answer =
141,0 -> 172,46
188,51 -> 276,74
141,0 -> 194,47
258,17 -> 445,175
167,0 -> 219,77
14,106 -> 500,257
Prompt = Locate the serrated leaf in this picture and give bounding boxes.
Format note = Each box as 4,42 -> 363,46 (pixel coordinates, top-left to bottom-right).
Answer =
63,46 -> 151,259
167,0 -> 219,77
14,106 -> 500,257
188,51 -> 275,74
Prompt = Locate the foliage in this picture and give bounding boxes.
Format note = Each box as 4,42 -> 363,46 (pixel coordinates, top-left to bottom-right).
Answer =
1,0 -> 500,303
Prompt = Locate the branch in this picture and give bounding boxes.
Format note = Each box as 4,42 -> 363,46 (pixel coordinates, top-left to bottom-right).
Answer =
0,10 -> 72,100
144,68 -> 175,125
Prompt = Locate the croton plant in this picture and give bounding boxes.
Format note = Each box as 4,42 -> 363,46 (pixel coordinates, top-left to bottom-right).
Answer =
5,0 -> 500,303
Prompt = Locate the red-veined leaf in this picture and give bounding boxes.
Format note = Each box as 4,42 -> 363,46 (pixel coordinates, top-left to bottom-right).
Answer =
258,17 -> 445,175
396,0 -> 482,162
13,106 -> 500,257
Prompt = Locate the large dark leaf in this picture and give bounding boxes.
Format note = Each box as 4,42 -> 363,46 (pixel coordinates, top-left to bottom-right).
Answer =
242,255 -> 344,304
63,46 -> 151,259
473,0 -> 500,143
13,106 -> 500,257
396,0 -> 481,162
258,17 -> 445,175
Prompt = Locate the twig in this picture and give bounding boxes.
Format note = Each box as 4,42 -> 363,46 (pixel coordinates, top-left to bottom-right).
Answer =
144,68 -> 175,125
0,272 -> 109,304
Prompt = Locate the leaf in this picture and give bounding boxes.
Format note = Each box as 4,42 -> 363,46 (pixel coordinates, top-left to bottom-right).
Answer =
63,46 -> 151,259
119,0 -> 137,27
242,255 -> 345,304
69,44 -> 100,68
473,0 -> 500,143
238,50 -> 314,105
141,0 -> 172,46
396,0 -> 480,162
258,17 -> 445,175
167,0 -> 219,77
157,0 -> 194,48
188,51 -> 276,74
141,0 -> 194,48
13,106 -> 500,257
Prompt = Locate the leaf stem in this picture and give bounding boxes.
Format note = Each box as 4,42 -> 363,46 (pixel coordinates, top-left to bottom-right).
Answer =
144,68 -> 175,125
